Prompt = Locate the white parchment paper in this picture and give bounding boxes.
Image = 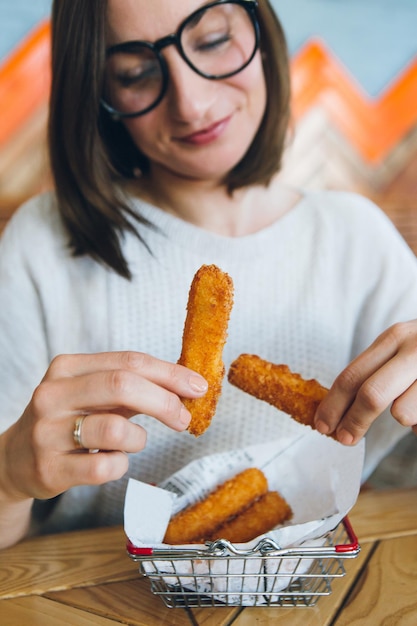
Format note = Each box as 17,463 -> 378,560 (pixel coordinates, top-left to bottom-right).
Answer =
125,429 -> 364,549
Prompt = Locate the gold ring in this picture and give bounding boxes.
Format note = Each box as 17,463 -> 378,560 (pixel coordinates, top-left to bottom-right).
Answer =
73,415 -> 86,450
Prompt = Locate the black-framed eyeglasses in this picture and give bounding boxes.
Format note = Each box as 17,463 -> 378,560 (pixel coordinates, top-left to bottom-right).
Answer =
101,0 -> 259,119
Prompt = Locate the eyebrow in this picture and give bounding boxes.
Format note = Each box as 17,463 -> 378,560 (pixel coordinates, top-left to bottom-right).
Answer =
107,0 -> 220,48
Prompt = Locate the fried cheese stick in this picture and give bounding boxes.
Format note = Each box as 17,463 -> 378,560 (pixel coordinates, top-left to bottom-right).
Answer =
207,491 -> 293,544
178,264 -> 234,437
228,354 -> 331,435
163,467 -> 268,545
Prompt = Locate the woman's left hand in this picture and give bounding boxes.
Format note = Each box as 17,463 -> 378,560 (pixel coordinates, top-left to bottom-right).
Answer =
314,321 -> 417,444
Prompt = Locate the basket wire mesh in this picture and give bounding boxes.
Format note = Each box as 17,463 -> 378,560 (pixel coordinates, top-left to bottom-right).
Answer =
127,517 -> 359,608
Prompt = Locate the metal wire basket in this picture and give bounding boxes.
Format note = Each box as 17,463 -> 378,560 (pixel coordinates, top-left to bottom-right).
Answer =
127,516 -> 360,608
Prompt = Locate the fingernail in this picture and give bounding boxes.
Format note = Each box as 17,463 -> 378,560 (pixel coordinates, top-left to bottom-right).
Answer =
189,375 -> 208,394
315,420 -> 330,435
337,429 -> 354,445
180,406 -> 192,427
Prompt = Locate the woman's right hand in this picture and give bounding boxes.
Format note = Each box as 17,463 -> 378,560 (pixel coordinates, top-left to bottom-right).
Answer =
0,351 -> 208,504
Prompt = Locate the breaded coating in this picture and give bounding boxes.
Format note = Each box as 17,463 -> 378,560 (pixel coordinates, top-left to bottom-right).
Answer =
207,491 -> 293,543
163,468 -> 268,545
178,264 -> 234,437
228,354 -> 330,434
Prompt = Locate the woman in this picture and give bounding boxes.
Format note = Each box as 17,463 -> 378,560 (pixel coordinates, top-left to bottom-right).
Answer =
0,0 -> 416,548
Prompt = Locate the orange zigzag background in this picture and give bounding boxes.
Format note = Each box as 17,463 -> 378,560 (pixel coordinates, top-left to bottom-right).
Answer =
1,21 -> 417,164
0,21 -> 51,149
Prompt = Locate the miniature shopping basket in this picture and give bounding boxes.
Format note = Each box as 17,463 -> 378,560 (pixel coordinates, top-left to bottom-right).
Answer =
127,517 -> 360,608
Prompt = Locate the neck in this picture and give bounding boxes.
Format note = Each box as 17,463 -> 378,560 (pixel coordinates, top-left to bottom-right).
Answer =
128,170 -> 301,237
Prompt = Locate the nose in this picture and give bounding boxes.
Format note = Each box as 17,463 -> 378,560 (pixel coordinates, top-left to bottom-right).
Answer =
162,47 -> 217,122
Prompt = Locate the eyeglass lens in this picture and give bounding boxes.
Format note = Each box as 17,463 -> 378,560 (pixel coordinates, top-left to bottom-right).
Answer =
103,2 -> 257,117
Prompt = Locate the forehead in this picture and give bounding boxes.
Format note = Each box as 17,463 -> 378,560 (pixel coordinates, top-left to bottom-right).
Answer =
106,0 -> 211,44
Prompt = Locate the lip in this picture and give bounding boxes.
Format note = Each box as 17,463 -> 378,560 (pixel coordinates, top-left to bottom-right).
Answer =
176,116 -> 232,146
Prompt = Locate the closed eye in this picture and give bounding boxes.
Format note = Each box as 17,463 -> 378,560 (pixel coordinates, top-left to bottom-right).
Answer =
194,32 -> 232,53
115,63 -> 161,88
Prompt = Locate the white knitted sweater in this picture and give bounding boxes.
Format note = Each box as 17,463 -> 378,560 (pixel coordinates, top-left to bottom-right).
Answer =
1,189 -> 416,532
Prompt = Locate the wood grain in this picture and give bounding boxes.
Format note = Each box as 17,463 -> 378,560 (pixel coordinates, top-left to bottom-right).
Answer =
46,577 -> 240,626
1,595 -> 119,625
0,525 -> 137,600
349,487 -> 417,542
335,535 -> 417,625
46,578 -> 195,626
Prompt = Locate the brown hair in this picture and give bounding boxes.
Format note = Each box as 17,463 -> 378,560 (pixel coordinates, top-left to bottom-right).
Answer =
49,0 -> 291,278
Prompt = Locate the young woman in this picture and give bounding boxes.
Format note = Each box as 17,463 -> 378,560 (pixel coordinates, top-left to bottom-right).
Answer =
0,0 -> 416,548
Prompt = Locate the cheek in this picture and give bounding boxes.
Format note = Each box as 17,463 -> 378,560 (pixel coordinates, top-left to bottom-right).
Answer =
122,117 -> 161,154
234,55 -> 267,114
251,60 -> 267,105
253,74 -> 267,117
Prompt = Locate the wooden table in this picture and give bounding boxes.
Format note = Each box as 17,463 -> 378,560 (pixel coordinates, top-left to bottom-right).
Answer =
1,487 -> 416,625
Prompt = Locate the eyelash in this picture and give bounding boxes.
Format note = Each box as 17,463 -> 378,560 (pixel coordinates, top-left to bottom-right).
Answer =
115,64 -> 160,87
195,33 -> 231,52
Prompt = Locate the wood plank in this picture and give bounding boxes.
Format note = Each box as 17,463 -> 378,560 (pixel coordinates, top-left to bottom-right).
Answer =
0,525 -> 137,600
230,543 -> 372,625
192,604 -> 242,626
349,487 -> 417,542
334,535 -> 417,625
45,578 -> 195,626
1,595 -> 120,625
46,576 -> 241,626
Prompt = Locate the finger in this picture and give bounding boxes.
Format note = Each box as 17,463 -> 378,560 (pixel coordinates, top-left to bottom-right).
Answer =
315,324 -> 408,436
326,353 -> 417,445
391,380 -> 417,428
69,413 -> 147,453
45,352 -> 208,397
37,371 -> 191,431
40,451 -> 131,497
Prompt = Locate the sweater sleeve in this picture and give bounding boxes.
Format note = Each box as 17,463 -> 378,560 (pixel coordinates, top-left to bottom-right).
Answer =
0,198 -> 54,433
0,193 -> 111,435
321,192 -> 417,479
356,205 -> 417,478
345,195 -> 417,356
